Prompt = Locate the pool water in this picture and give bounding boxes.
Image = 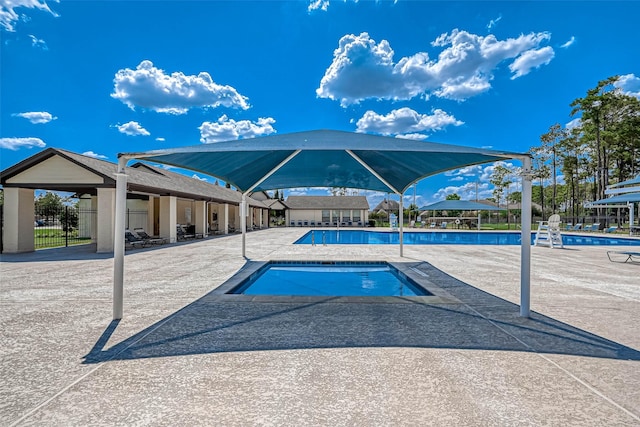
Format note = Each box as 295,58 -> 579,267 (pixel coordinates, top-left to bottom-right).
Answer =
295,230 -> 640,246
230,262 -> 430,297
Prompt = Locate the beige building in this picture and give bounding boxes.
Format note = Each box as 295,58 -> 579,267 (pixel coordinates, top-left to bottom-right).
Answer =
0,148 -> 268,253
284,196 -> 369,226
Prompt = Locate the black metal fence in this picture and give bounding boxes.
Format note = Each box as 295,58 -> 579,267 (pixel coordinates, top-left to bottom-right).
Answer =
34,205 -> 97,249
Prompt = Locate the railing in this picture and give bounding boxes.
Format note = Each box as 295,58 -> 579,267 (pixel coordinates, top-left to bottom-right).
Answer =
34,206 -> 97,249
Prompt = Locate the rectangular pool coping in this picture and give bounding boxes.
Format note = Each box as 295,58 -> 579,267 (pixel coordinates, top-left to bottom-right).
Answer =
211,260 -> 461,305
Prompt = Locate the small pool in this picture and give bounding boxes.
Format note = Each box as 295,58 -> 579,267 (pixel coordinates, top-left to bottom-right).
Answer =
229,261 -> 431,297
295,230 -> 640,246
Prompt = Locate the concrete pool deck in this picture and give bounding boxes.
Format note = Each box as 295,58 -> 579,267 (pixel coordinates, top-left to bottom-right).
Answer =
1,227 -> 639,426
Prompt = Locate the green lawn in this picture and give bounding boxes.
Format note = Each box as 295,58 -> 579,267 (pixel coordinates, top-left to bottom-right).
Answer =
34,228 -> 92,249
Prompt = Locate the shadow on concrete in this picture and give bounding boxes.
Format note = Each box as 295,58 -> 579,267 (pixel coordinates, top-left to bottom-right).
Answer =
83,261 -> 640,364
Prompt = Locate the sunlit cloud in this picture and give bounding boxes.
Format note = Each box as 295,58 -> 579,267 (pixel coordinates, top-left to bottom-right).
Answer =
355,107 -> 463,136
487,15 -> 502,30
509,46 -> 555,79
317,30 -> 555,106
155,137 -> 165,142
560,36 -> 575,48
112,60 -> 250,114
308,0 -> 329,12
28,34 -> 47,49
615,73 -> 640,99
199,115 -> 276,143
0,0 -> 59,32
116,121 -> 150,136
12,111 -> 57,124
82,151 -> 108,159
0,136 -> 46,150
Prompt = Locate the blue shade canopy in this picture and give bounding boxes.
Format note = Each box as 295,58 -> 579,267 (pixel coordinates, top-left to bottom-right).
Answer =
609,175 -> 640,188
589,192 -> 640,205
122,130 -> 525,194
419,200 -> 505,211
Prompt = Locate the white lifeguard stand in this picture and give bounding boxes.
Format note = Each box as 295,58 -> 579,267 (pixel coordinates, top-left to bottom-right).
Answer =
534,214 -> 563,248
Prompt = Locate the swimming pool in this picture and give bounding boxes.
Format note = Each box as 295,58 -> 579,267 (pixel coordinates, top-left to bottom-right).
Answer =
229,261 -> 431,297
295,230 -> 640,246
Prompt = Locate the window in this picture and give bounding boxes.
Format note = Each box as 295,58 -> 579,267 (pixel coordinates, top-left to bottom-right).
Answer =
322,210 -> 330,223
353,210 -> 361,221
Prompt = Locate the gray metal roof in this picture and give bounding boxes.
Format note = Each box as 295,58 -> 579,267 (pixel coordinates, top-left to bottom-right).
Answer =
123,130 -> 526,194
589,192 -> 640,205
0,148 -> 267,208
284,195 -> 369,210
419,200 -> 505,211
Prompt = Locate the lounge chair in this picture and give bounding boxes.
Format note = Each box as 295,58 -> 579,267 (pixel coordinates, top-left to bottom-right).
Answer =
607,251 -> 640,263
589,223 -> 601,232
430,222 -> 436,228
440,222 -> 447,229
604,226 -> 618,233
133,228 -> 166,245
572,223 -> 583,231
177,225 -> 195,240
565,223 -> 573,231
125,229 -> 148,249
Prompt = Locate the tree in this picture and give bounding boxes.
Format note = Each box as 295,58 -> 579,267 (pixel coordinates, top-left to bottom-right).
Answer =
35,192 -> 65,219
490,164 -> 515,229
538,123 -> 566,214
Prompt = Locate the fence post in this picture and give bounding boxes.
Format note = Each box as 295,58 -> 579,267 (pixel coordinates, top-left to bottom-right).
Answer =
65,206 -> 69,247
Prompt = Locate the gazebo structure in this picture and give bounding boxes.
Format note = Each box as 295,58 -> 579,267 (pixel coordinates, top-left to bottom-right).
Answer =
588,175 -> 640,235
112,130 -> 533,320
419,199 -> 505,229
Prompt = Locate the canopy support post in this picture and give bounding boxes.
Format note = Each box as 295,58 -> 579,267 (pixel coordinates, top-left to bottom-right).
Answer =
520,156 -> 533,318
399,192 -> 404,257
113,157 -> 128,320
629,202 -> 635,237
241,194 -> 247,258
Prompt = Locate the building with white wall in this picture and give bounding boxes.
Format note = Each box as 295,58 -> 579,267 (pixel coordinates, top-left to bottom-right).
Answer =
1,148 -> 268,253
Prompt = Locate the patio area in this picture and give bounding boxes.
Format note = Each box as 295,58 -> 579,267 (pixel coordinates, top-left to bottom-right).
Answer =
1,227 -> 639,426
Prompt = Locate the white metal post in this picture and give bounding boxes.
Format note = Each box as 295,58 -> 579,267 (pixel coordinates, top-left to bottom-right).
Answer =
629,202 -> 634,236
113,157 -> 128,320
520,156 -> 533,318
241,194 -> 247,258
399,193 -> 404,257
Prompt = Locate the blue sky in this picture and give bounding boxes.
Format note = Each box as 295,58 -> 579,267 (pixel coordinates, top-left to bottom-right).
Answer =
2,0 -> 639,208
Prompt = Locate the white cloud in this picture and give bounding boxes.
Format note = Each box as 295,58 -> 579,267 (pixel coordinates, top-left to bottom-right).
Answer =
614,73 -> 640,98
199,115 -> 276,143
28,34 -> 47,49
317,30 -> 554,106
432,182 -> 490,201
444,165 -> 483,177
508,46 -> 555,79
82,151 -> 107,159
12,111 -> 57,124
487,15 -> 502,30
116,121 -> 150,136
356,107 -> 463,136
565,118 -> 581,130
560,36 -> 575,48
0,136 -> 45,150
0,0 -> 59,32
308,0 -> 329,12
397,133 -> 429,141
112,60 -> 250,114
434,161 -> 521,200
155,137 -> 165,142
